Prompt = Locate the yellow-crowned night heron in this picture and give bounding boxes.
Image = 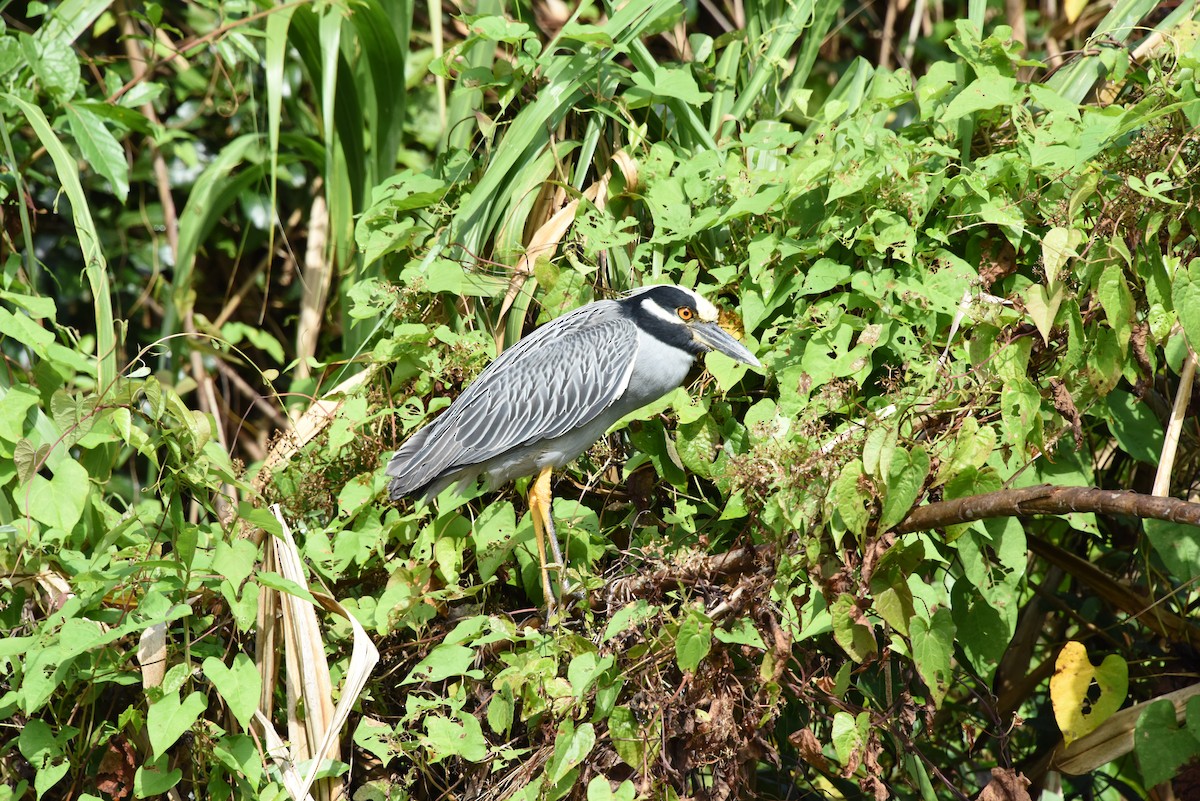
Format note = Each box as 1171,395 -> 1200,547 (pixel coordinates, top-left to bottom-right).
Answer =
386,284 -> 761,611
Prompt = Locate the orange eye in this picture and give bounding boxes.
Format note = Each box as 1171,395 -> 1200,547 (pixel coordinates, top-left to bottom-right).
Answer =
677,306 -> 695,321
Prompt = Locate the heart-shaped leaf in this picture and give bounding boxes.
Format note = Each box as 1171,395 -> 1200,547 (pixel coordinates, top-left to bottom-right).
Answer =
1134,698 -> 1200,786
1050,641 -> 1127,746
147,690 -> 208,758
22,458 -> 89,533
203,654 -> 261,729
1025,281 -> 1064,345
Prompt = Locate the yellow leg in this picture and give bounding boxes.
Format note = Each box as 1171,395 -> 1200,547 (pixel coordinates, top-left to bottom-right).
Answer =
529,466 -> 560,613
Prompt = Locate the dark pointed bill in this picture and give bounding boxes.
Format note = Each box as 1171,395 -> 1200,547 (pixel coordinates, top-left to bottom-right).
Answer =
691,321 -> 762,368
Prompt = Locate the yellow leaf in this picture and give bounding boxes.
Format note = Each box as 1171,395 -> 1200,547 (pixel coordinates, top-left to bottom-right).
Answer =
1050,641 -> 1128,746
1064,0 -> 1088,24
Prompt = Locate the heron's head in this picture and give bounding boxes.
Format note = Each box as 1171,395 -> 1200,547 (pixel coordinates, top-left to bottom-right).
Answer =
624,285 -> 762,368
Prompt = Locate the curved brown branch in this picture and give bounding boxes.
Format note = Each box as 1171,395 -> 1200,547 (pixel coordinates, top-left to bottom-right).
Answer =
894,484 -> 1200,535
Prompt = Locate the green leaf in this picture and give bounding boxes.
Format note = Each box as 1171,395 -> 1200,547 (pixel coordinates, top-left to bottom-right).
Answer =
64,102 -> 129,201
830,593 -> 876,663
1105,389 -> 1163,465
1144,519 -> 1200,584
212,538 -> 259,591
147,690 -> 208,758
212,733 -> 264,785
602,601 -> 658,643
879,446 -> 929,531
942,75 -> 1021,121
626,65 -> 713,107
910,608 -> 955,708
474,502 -> 518,582
586,776 -> 636,801
134,756 -> 182,798
1173,258 -> 1200,350
608,706 -> 660,770
1135,699 -> 1200,787
676,610 -> 713,672
21,458 -> 89,533
951,580 -> 1012,685
18,720 -> 70,800
424,714 -> 487,763
567,651 -> 614,699
203,654 -> 261,730
831,711 -> 869,766
1025,281 -> 1064,346
401,643 -> 481,685
713,618 -> 766,649
487,687 -> 514,736
1097,263 -> 1134,342
830,460 -> 870,542
547,720 -> 596,784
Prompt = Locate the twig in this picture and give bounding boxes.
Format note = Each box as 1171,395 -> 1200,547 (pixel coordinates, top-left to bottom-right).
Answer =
894,484 -> 1200,534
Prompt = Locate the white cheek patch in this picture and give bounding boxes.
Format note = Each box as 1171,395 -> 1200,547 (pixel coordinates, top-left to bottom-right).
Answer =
642,297 -> 685,325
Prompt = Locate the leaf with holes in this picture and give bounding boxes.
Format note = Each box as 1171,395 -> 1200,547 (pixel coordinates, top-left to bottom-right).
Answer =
1050,641 -> 1127,746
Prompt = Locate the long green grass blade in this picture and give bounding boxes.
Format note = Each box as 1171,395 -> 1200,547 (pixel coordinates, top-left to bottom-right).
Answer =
5,94 -> 116,394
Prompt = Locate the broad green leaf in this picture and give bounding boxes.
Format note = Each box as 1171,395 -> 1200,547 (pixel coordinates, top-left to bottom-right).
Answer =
1097,263 -> 1134,342
1105,389 -> 1163,465
487,687 -> 514,736
64,103 -> 128,201
567,651 -> 614,699
587,777 -> 636,801
608,706 -> 660,770
212,539 -> 259,592
147,690 -> 208,758
830,459 -> 870,542
1144,519 -> 1200,583
401,643 -> 481,685
1135,699 -> 1200,787
1171,258 -> 1200,350
942,75 -> 1021,121
424,714 -> 487,763
134,756 -> 183,798
911,608 -> 955,709
1042,226 -> 1082,285
602,601 -> 658,643
21,458 -> 89,533
213,733 -> 264,785
713,618 -> 766,649
830,711 -> 869,766
203,655 -> 261,729
18,720 -> 70,800
880,446 -> 929,531
830,593 -> 876,663
547,720 -> 595,784
1025,282 -> 1064,346
1050,641 -> 1128,747
474,501 -> 518,582
951,580 -> 1013,685
676,610 -> 713,673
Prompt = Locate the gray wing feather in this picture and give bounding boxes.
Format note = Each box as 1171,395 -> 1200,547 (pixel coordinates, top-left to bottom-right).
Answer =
387,302 -> 637,497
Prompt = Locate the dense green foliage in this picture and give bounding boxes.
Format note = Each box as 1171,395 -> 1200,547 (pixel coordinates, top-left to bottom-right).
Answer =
2,0 -> 1200,799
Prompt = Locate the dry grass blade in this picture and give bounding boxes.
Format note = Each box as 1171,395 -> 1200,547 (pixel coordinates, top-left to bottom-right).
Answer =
495,178 -> 609,351
297,194 -> 331,382
1152,348 -> 1196,497
253,504 -> 380,801
252,364 -> 378,496
137,622 -> 167,689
